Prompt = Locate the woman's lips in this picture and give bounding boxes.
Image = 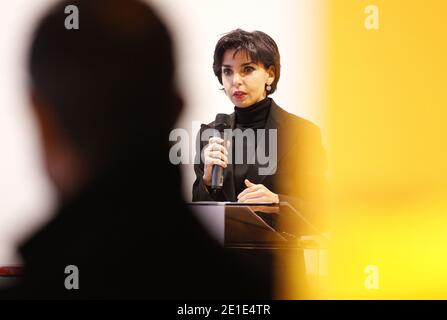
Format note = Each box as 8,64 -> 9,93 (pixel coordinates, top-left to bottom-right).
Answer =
233,91 -> 247,99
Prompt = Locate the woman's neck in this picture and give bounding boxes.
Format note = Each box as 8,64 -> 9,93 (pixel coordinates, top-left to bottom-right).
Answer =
234,97 -> 271,127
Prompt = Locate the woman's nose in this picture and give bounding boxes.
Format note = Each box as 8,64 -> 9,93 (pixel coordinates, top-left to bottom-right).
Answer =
232,72 -> 243,86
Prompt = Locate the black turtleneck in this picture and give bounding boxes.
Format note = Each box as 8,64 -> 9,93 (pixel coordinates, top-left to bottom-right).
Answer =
234,97 -> 271,129
232,97 -> 272,197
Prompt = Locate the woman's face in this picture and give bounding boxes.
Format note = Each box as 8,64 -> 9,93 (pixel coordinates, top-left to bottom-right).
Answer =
221,49 -> 275,108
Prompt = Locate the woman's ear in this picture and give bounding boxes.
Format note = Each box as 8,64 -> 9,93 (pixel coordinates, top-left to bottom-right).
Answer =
266,65 -> 275,85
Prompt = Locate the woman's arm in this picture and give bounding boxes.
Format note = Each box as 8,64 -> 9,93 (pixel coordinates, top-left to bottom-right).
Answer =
192,128 -> 229,201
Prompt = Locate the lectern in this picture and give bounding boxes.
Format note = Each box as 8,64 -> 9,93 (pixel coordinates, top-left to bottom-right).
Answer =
188,202 -> 320,244
188,202 -> 326,298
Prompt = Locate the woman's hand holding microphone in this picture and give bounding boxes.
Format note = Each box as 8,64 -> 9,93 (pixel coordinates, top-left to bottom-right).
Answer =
202,137 -> 228,186
202,137 -> 279,204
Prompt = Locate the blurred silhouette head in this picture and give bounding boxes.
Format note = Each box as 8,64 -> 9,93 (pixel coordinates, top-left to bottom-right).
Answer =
29,0 -> 181,196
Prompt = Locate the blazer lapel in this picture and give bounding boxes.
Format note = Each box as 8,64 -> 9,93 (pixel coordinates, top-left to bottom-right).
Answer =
219,102 -> 298,197
255,101 -> 298,184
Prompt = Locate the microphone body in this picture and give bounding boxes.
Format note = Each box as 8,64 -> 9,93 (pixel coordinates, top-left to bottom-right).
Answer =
210,113 -> 230,190
211,165 -> 224,189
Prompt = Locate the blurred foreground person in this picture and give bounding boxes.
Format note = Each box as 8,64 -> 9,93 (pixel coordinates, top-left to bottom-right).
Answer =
0,0 -> 271,299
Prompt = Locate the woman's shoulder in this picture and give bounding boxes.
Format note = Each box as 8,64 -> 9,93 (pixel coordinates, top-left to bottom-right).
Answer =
271,101 -> 321,134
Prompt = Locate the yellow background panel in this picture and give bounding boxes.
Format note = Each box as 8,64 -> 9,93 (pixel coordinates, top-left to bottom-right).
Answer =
289,0 -> 447,299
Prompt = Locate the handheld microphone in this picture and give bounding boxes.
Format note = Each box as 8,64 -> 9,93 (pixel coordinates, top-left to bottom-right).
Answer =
211,113 -> 230,190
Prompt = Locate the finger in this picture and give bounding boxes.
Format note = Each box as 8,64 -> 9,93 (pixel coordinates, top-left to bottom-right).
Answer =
208,151 -> 228,163
238,189 -> 265,202
238,194 -> 268,203
209,137 -> 224,145
205,158 -> 227,168
237,186 -> 259,199
208,143 -> 228,154
245,179 -> 255,188
240,197 -> 269,204
237,184 -> 262,199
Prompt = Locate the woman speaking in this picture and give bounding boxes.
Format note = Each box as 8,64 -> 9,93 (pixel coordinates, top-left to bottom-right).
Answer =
193,29 -> 325,221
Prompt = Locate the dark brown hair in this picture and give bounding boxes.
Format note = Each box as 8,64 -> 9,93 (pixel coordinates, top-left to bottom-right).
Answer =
213,29 -> 281,94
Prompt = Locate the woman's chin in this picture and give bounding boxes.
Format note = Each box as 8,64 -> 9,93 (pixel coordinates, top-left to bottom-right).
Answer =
233,99 -> 251,108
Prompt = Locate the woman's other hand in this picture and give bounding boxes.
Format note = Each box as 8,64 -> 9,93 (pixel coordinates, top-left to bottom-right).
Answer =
237,179 -> 279,203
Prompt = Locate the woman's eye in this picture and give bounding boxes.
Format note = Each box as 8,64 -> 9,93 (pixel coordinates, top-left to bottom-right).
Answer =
223,68 -> 232,75
244,66 -> 254,73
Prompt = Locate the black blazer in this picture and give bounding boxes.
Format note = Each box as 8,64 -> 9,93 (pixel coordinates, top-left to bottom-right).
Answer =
193,100 -> 326,227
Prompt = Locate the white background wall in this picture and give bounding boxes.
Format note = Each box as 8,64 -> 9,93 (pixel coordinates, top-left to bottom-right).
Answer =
153,0 -> 325,201
0,0 -> 323,264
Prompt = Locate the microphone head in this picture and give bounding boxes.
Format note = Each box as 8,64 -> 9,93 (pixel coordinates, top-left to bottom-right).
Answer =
214,113 -> 231,131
